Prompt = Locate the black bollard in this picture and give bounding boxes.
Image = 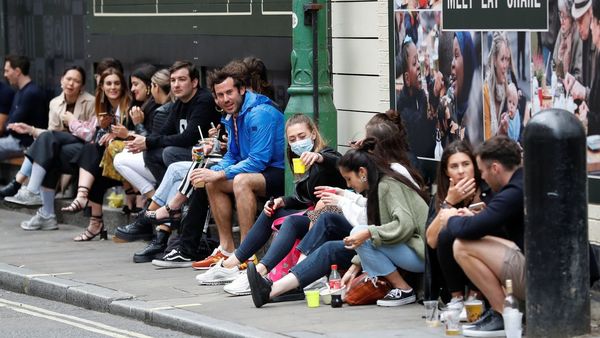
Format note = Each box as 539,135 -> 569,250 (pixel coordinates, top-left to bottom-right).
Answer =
523,109 -> 590,337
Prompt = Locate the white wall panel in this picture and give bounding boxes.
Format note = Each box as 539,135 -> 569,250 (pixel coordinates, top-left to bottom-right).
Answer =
336,110 -> 375,147
333,74 -> 380,112
332,39 -> 379,75
331,2 -> 378,38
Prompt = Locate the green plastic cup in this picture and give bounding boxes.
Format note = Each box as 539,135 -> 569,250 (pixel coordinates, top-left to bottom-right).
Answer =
304,290 -> 320,308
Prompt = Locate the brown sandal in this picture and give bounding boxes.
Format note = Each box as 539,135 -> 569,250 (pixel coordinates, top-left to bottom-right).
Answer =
62,186 -> 89,213
73,215 -> 107,241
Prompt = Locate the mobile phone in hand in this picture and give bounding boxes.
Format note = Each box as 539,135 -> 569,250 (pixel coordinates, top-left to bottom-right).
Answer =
468,202 -> 485,212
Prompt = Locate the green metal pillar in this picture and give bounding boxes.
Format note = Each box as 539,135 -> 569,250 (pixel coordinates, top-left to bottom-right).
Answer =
284,0 -> 337,194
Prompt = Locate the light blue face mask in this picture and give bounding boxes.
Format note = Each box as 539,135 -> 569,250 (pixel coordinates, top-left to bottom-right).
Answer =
290,138 -> 314,156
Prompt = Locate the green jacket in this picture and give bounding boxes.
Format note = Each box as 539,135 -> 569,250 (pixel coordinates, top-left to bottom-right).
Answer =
359,176 -> 428,262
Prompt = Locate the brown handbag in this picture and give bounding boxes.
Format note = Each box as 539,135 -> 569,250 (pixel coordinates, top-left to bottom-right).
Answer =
344,272 -> 392,305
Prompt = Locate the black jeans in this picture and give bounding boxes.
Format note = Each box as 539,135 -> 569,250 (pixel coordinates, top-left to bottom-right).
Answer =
177,188 -> 210,259
436,227 -> 470,294
234,208 -> 309,270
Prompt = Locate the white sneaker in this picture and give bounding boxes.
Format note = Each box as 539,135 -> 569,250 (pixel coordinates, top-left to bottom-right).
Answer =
196,259 -> 240,285
20,210 -> 58,231
5,187 -> 42,206
223,271 -> 250,296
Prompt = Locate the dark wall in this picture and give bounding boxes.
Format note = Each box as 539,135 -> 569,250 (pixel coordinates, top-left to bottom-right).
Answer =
2,0 -> 87,99
1,0 -> 292,106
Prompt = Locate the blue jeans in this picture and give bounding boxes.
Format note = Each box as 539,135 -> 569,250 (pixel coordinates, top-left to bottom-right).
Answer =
152,161 -> 191,206
0,135 -> 24,160
18,157 -> 33,177
234,208 -> 308,270
296,212 -> 353,255
290,240 -> 355,288
352,224 -> 425,278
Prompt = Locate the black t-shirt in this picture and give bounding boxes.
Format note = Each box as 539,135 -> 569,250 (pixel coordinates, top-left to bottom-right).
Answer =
6,81 -> 47,146
0,81 -> 15,115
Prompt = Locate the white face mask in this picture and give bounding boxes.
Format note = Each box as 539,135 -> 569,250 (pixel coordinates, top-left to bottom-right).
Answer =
290,138 -> 314,156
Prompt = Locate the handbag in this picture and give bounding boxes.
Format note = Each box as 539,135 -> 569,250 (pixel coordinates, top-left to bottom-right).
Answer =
267,210 -> 308,282
344,272 -> 392,306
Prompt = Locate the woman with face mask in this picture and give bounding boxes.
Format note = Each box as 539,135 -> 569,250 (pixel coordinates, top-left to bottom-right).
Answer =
195,113 -> 346,294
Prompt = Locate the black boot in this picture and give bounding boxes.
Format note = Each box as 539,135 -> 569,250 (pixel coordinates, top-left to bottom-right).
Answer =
114,214 -> 154,242
0,179 -> 21,199
133,229 -> 170,263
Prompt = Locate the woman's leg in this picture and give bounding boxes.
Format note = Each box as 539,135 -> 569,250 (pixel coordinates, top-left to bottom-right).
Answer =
256,215 -> 310,275
16,157 -> 32,182
247,240 -> 354,307
296,212 -> 353,256
114,151 -> 156,196
437,227 -> 469,298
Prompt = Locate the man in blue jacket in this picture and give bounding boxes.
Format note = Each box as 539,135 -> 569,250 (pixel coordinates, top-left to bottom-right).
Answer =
438,136 -> 524,337
190,62 -> 285,269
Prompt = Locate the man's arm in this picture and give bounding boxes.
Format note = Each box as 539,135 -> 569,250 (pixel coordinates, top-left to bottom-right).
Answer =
446,184 -> 523,239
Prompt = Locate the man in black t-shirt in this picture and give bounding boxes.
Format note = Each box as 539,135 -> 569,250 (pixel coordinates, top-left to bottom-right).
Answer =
1,55 -> 46,160
0,80 -> 15,136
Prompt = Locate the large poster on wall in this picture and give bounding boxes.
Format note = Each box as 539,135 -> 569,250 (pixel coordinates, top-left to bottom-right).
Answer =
529,0 -> 600,176
393,9 -> 483,182
392,0 -> 600,180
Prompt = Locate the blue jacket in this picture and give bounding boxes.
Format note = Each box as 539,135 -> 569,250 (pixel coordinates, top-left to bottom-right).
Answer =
211,91 -> 284,179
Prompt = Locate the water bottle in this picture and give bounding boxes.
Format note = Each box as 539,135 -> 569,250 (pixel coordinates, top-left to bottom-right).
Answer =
328,264 -> 341,290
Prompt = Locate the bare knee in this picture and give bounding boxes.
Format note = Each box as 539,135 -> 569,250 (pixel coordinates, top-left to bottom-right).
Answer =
453,239 -> 470,263
233,174 -> 253,196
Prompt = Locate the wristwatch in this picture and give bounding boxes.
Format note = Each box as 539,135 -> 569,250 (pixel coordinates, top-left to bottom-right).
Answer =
440,200 -> 453,209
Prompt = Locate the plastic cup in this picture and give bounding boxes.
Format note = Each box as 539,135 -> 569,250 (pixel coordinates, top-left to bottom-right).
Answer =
423,300 -> 440,328
503,310 -> 523,338
292,158 -> 306,174
192,144 -> 204,162
464,299 -> 484,323
305,290 -> 320,308
444,308 -> 462,336
319,288 -> 331,305
193,180 -> 205,189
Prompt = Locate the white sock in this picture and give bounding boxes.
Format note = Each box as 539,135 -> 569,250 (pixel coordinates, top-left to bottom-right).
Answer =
218,246 -> 233,256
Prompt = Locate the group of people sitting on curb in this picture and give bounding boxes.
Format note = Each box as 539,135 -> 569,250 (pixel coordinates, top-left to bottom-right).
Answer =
0,53 -> 593,337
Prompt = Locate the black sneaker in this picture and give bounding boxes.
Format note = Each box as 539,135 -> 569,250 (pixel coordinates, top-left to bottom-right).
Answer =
132,230 -> 170,263
462,310 -> 505,337
0,179 -> 21,199
151,249 -> 193,268
376,288 -> 417,307
114,216 -> 153,242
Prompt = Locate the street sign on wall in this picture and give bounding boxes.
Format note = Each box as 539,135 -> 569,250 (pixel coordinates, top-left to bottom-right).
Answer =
442,0 -> 548,31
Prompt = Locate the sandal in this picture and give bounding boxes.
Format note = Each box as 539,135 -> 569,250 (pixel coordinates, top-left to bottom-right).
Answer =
122,189 -> 142,215
73,215 -> 107,241
140,204 -> 182,227
61,186 -> 89,213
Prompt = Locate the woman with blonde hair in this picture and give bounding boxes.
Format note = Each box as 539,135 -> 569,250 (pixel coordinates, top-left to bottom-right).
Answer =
195,113 -> 346,295
483,32 -> 511,139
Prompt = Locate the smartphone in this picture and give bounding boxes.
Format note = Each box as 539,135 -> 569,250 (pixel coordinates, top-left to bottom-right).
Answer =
268,196 -> 275,208
468,202 -> 485,212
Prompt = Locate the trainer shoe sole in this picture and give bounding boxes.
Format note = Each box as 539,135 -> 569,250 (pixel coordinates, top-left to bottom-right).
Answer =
198,278 -> 236,286
376,294 -> 416,307
151,259 -> 192,268
224,288 -> 251,296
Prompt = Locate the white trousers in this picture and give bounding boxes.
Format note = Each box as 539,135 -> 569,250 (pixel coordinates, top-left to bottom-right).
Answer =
113,150 -> 156,195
